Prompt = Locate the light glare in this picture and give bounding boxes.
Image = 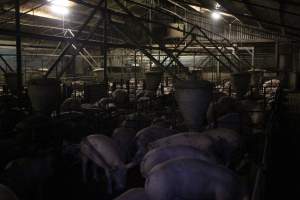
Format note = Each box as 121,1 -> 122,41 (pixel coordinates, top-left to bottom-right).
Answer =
48,0 -> 70,6
50,5 -> 69,15
211,11 -> 221,20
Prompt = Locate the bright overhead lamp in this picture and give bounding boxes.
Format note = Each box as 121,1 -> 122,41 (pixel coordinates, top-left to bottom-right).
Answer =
48,0 -> 70,6
211,11 -> 221,20
50,5 -> 69,15
48,0 -> 70,15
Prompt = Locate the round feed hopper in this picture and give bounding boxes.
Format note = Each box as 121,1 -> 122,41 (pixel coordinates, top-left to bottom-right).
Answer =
231,72 -> 251,97
28,78 -> 60,114
4,72 -> 18,95
93,68 -> 104,82
144,71 -> 162,92
175,80 -> 213,131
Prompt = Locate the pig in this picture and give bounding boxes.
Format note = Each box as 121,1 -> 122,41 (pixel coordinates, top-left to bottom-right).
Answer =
0,184 -> 18,200
151,117 -> 171,129
207,96 -> 241,124
213,113 -> 242,133
60,98 -> 81,112
263,79 -> 280,88
112,127 -> 137,163
203,128 -> 241,164
263,79 -> 280,98
80,135 -> 129,193
121,113 -> 150,132
148,132 -> 214,154
114,188 -> 148,200
97,97 -> 114,110
208,98 -> 252,135
133,127 -> 178,164
149,128 -> 242,165
210,112 -> 251,135
112,89 -> 129,106
145,158 -> 245,200
141,145 -> 218,178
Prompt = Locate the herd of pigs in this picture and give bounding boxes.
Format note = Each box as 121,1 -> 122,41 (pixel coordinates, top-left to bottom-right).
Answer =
0,77 -> 280,200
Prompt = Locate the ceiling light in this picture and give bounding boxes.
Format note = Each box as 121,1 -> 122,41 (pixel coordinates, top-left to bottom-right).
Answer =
211,11 -> 221,20
48,0 -> 70,15
50,5 -> 69,15
48,0 -> 70,7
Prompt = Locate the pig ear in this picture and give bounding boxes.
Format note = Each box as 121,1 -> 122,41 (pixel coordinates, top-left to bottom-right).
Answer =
125,162 -> 137,169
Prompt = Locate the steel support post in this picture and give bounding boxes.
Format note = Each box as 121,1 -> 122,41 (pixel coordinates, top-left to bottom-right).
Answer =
103,0 -> 108,90
275,40 -> 280,76
134,50 -> 137,99
15,0 -> 23,96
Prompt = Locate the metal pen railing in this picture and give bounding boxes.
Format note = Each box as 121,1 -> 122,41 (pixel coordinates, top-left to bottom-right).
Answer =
250,85 -> 282,200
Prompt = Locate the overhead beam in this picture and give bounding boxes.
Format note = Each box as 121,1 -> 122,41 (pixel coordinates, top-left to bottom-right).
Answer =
0,0 -> 29,15
181,0 -> 300,39
112,0 -> 187,71
111,22 -> 182,80
57,16 -> 104,78
45,0 -> 105,78
242,0 -> 263,28
270,0 -> 300,7
0,0 -> 51,25
230,0 -> 300,17
214,0 -> 300,32
0,27 -> 198,52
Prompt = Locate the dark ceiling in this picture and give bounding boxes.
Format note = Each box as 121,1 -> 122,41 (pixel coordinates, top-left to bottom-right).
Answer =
1,0 -> 300,46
